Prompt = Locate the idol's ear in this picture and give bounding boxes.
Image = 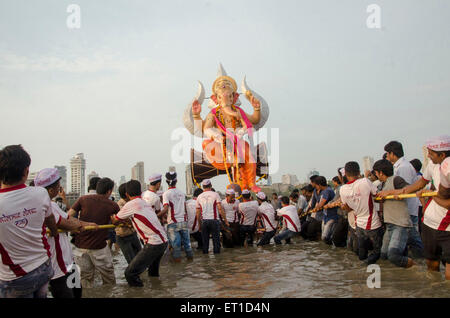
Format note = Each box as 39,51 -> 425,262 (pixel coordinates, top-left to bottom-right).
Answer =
208,94 -> 217,109
232,92 -> 240,105
241,76 -> 269,130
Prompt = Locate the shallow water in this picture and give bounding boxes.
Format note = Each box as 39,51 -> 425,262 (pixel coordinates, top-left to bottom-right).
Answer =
81,238 -> 450,298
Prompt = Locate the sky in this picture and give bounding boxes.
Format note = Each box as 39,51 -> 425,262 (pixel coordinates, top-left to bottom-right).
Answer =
0,0 -> 449,192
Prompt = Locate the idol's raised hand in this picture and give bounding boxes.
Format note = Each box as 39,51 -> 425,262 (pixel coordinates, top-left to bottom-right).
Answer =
192,99 -> 202,116
245,90 -> 260,109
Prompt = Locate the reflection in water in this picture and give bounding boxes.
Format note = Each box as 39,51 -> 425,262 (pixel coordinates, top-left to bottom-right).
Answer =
81,237 -> 450,298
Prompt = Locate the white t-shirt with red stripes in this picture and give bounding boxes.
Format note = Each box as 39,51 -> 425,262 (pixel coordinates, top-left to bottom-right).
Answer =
422,161 -> 450,231
162,187 -> 186,224
258,202 -> 277,232
277,205 -> 301,232
48,202 -> 73,280
142,190 -> 162,211
339,178 -> 382,231
0,184 -> 52,281
239,200 -> 259,226
116,198 -> 167,245
221,199 -> 240,223
186,199 -> 199,233
440,157 -> 450,188
196,190 -> 222,220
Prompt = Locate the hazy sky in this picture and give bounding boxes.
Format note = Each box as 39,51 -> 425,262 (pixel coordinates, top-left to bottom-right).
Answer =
1,0 -> 449,192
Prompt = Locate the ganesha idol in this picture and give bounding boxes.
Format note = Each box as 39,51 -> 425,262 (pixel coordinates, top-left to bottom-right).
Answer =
183,64 -> 270,193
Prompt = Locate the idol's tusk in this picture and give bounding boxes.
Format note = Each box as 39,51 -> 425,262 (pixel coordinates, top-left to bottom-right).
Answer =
241,76 -> 251,97
194,81 -> 205,105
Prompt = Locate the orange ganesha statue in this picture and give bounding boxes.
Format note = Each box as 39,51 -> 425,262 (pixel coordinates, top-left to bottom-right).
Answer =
183,64 -> 270,192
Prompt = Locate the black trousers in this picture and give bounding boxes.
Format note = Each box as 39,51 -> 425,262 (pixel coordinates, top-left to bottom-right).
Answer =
191,231 -> 203,249
332,216 -> 348,247
124,242 -> 168,286
301,218 -> 321,241
49,270 -> 82,299
257,230 -> 276,246
240,225 -> 256,246
201,219 -> 221,254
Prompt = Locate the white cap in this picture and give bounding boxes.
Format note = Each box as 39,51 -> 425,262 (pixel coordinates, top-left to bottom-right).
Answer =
426,135 -> 450,152
149,173 -> 162,183
34,168 -> 60,188
242,189 -> 250,195
202,179 -> 212,187
225,188 -> 235,196
256,192 -> 266,200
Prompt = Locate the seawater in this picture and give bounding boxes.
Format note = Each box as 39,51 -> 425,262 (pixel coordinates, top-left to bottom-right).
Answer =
80,238 -> 450,298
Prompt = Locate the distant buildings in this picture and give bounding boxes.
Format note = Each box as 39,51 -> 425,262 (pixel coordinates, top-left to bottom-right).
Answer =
26,171 -> 38,186
362,156 -> 374,173
307,170 -> 320,181
87,171 -> 99,183
54,166 -> 67,192
282,174 -> 299,186
70,153 -> 86,195
66,192 -> 80,206
119,176 -> 126,186
112,182 -> 121,202
131,161 -> 145,191
260,183 -> 293,196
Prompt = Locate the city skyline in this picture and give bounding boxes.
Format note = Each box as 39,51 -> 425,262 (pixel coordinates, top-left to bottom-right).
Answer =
1,1 -> 448,194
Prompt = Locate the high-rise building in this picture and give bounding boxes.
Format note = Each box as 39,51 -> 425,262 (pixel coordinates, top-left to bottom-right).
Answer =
54,166 -> 67,192
112,181 -> 120,202
131,161 -> 145,191
71,153 -> 86,195
282,174 -> 299,186
307,170 -> 320,180
26,171 -> 38,186
87,171 -> 99,183
362,156 -> 374,173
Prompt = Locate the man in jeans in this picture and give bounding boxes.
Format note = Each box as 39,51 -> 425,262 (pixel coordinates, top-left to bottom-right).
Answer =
115,183 -> 142,264
274,196 -> 301,244
160,171 -> 193,262
196,179 -> 228,254
310,176 -> 338,245
373,159 -> 415,268
114,180 -> 168,287
379,135 -> 450,279
384,141 -> 424,257
0,145 -> 58,298
69,177 -> 119,288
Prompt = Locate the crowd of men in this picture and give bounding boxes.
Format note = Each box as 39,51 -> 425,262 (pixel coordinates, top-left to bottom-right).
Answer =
0,134 -> 449,298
